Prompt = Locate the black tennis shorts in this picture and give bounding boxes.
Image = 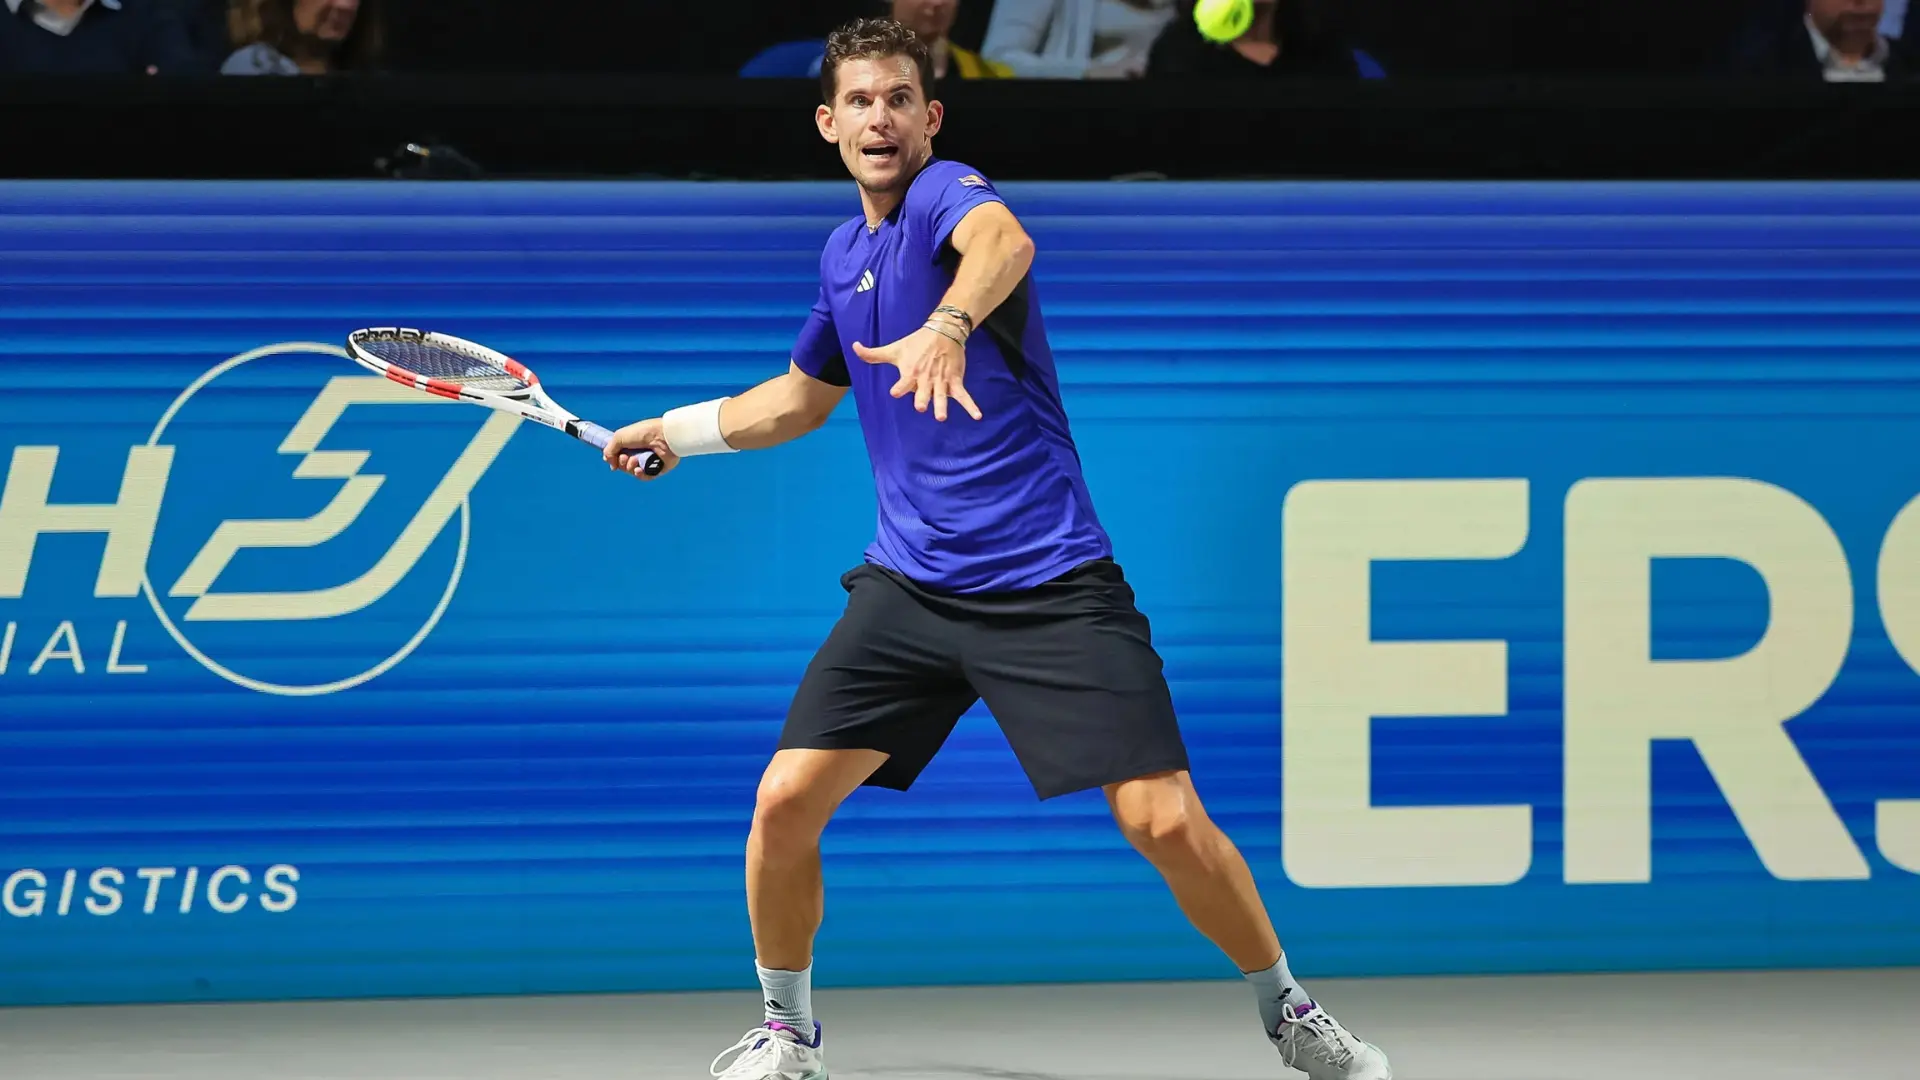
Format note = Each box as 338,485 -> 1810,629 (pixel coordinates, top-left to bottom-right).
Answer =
780,557 -> 1191,800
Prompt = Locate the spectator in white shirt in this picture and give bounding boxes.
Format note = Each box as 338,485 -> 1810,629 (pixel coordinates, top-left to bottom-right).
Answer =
981,0 -> 1178,78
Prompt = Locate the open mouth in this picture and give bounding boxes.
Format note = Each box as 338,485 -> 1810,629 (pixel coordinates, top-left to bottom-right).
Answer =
862,144 -> 899,163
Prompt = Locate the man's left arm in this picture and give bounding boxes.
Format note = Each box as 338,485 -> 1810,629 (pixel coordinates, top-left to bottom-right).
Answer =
849,200 -> 1037,422
927,201 -> 1036,343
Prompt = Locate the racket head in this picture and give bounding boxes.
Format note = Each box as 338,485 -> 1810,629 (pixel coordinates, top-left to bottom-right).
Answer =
345,327 -> 541,402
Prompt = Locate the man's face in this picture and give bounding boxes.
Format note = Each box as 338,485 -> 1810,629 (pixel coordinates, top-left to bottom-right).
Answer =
294,0 -> 360,42
1808,0 -> 1883,45
818,55 -> 943,196
890,0 -> 959,43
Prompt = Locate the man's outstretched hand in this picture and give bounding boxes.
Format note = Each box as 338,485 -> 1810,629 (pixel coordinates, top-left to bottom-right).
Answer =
851,326 -> 983,423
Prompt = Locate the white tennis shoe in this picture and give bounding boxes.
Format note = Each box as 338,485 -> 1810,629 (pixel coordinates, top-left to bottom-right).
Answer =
1270,1000 -> 1392,1080
710,1021 -> 827,1080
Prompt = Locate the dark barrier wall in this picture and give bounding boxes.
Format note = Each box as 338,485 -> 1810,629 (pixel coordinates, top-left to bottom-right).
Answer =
5,77 -> 1920,181
2,180 -> 1920,1007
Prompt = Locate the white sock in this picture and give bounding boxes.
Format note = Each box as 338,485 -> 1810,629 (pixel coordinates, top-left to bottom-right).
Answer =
756,962 -> 815,1037
1244,953 -> 1313,1034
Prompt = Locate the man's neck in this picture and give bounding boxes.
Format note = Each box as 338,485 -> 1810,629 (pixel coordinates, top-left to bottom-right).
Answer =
861,185 -> 905,230
859,155 -> 929,229
1810,14 -> 1881,63
1838,37 -> 1879,64
930,37 -> 951,80
39,0 -> 88,16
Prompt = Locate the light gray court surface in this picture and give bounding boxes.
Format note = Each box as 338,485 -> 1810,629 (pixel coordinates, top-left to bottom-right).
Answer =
0,968 -> 1913,1079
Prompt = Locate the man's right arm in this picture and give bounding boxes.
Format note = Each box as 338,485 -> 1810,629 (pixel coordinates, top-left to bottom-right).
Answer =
605,280 -> 848,478
687,281 -> 849,453
602,362 -> 846,479
715,362 -> 848,451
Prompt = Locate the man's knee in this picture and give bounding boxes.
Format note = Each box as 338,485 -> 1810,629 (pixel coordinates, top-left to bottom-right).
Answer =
1106,770 -> 1207,857
751,748 -> 884,847
753,771 -> 833,846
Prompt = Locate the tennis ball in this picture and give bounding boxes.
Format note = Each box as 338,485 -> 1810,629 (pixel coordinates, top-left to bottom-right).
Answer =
1193,0 -> 1253,43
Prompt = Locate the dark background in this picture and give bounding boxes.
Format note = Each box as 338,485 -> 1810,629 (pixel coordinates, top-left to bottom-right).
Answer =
2,0 -> 1913,180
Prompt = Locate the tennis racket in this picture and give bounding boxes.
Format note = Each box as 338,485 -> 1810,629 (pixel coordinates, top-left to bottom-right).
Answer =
344,327 -> 662,476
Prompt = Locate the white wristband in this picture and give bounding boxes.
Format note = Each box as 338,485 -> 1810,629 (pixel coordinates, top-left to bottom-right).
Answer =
662,397 -> 736,457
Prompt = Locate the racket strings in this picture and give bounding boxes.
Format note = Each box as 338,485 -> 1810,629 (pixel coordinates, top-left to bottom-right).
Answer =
362,339 -> 527,392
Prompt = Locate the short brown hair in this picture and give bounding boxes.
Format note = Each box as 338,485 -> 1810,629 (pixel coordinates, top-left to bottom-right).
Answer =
820,18 -> 934,104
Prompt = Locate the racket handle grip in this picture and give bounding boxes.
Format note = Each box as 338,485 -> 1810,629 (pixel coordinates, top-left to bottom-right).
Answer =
574,421 -> 664,477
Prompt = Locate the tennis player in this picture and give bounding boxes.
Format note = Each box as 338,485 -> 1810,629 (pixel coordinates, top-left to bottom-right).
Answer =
604,18 -> 1391,1080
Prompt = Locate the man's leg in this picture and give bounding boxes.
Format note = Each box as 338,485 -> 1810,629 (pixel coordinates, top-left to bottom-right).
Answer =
1102,769 -> 1280,973
1106,769 -> 1391,1079
747,745 -> 889,1024
961,559 -> 1390,1077
711,564 -> 977,1078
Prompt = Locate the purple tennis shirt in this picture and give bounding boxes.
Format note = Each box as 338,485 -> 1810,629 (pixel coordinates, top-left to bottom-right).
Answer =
790,159 -> 1112,594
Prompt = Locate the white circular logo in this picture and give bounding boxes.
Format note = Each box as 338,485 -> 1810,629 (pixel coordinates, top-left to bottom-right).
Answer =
136,343 -> 513,697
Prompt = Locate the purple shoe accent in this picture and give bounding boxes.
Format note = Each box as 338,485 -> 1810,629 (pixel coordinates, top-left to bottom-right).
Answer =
1282,1000 -> 1320,1023
763,1020 -> 823,1048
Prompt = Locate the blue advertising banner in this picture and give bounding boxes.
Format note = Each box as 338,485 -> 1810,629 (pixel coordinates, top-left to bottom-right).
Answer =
2,180 -> 1918,1007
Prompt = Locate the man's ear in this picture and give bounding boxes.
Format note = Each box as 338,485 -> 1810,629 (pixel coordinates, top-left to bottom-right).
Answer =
816,103 -> 837,144
925,99 -> 944,140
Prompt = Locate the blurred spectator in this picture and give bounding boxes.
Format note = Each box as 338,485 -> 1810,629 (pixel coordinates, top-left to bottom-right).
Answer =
1,0 -> 199,72
898,0 -> 1012,78
1807,0 -> 1910,77
1147,0 -> 1369,76
740,0 -> 1009,80
1730,0 -> 1912,80
221,0 -> 380,74
981,0 -> 1180,78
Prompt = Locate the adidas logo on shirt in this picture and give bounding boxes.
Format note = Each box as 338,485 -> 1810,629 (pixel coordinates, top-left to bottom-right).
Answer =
856,269 -> 875,293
